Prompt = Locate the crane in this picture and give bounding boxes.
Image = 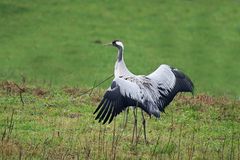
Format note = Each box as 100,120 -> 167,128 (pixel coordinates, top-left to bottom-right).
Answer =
94,40 -> 194,143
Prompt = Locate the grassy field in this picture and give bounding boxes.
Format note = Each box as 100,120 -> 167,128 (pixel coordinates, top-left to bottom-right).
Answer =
0,0 -> 240,95
1,0 -> 240,159
0,83 -> 239,159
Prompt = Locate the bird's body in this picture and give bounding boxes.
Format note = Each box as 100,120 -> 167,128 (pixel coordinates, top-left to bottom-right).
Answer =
94,40 -> 194,125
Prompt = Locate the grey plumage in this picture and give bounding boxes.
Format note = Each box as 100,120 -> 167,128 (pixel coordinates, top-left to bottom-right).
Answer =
94,40 -> 194,124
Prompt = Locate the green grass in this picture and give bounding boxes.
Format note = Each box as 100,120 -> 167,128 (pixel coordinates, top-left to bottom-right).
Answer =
0,85 -> 239,159
0,0 -> 240,95
1,0 -> 240,159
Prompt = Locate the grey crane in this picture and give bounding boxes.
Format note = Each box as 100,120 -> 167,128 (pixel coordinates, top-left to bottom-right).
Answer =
94,40 -> 194,142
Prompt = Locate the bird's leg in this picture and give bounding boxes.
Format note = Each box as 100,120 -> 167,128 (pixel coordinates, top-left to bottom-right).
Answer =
141,110 -> 148,144
131,107 -> 136,144
135,107 -> 138,144
123,108 -> 129,129
132,107 -> 138,145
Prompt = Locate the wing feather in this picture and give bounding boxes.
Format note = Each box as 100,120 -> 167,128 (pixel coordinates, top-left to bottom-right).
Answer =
94,77 -> 146,124
94,64 -> 194,123
95,100 -> 109,120
93,98 -> 106,114
147,64 -> 194,111
103,101 -> 114,124
99,101 -> 111,122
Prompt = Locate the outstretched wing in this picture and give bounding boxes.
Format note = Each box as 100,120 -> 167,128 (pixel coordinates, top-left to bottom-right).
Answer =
94,65 -> 194,123
94,77 -> 144,124
147,64 -> 194,112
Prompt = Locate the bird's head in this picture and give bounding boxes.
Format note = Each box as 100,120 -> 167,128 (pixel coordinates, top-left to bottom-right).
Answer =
104,40 -> 124,50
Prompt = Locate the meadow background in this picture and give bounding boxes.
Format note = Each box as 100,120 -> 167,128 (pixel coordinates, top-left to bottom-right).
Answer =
0,0 -> 240,159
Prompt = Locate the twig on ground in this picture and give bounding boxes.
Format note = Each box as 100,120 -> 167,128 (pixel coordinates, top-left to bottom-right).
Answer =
13,82 -> 25,106
79,74 -> 114,97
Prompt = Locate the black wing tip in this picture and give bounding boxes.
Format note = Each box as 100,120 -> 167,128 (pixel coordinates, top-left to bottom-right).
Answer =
94,81 -> 130,125
102,121 -> 107,125
177,72 -> 194,94
171,68 -> 194,93
190,85 -> 195,96
93,110 -> 98,115
94,100 -> 116,125
96,113 -> 115,125
93,98 -> 106,114
187,77 -> 194,95
108,118 -> 114,124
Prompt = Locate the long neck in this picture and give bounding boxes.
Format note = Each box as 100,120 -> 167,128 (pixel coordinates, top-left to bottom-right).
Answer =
114,47 -> 133,77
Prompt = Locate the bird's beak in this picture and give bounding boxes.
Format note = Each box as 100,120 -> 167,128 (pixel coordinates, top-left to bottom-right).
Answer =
103,42 -> 112,46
